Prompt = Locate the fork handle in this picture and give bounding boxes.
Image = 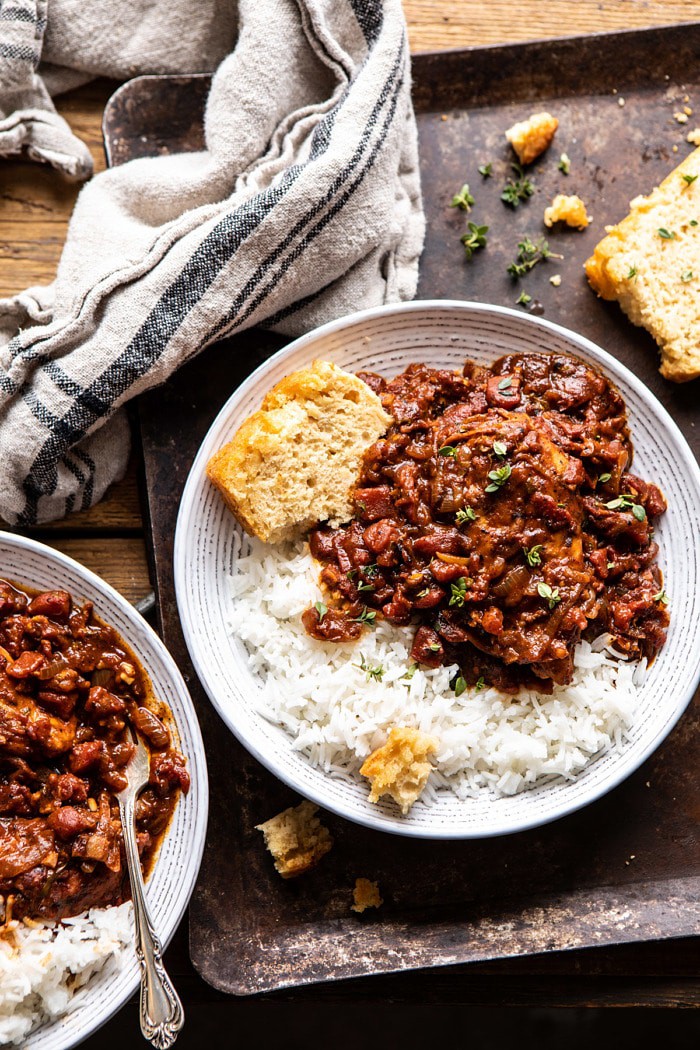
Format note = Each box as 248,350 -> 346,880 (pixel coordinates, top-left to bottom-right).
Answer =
120,794 -> 184,1049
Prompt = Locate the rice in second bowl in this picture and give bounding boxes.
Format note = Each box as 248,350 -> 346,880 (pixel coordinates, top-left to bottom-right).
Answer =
226,537 -> 645,804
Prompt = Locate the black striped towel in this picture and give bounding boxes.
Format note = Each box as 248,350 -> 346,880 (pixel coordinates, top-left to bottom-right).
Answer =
0,0 -> 424,524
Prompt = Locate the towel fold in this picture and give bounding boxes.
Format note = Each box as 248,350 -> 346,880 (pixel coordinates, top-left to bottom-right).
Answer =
0,0 -> 424,524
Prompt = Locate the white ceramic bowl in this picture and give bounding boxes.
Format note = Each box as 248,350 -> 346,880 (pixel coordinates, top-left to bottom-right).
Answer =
0,531 -> 208,1049
174,300 -> 700,839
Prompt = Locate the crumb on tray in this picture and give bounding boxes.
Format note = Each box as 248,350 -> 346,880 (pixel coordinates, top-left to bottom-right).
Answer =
505,111 -> 558,165
351,878 -> 383,913
256,799 -> 333,878
544,194 -> 591,229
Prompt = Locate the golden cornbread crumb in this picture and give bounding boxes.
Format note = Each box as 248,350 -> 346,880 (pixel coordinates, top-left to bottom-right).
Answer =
687,128 -> 700,145
360,726 -> 438,815
206,361 -> 390,544
351,878 -> 383,913
550,274 -> 562,287
674,111 -> 689,124
256,800 -> 333,879
505,111 -> 558,165
544,194 -> 591,229
585,146 -> 700,382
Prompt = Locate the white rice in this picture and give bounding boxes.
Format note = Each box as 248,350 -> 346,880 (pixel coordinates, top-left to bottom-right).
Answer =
227,538 -> 646,800
0,903 -> 131,1045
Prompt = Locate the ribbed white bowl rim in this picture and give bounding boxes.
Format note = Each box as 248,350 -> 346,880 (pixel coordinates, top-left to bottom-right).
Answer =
0,531 -> 208,1049
174,300 -> 700,840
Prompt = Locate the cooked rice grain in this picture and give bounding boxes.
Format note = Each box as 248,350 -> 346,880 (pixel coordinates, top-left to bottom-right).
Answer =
0,904 -> 130,1044
227,539 -> 643,802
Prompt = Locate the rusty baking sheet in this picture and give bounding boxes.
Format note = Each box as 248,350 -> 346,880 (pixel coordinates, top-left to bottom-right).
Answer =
104,23 -> 700,995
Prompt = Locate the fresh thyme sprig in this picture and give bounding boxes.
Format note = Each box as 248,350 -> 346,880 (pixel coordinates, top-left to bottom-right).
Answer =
501,163 -> 535,208
537,582 -> 561,609
485,461 -> 512,493
451,183 -> 475,211
449,577 -> 469,608
461,221 -> 489,260
524,544 -> 544,567
354,652 -> 384,681
507,236 -> 560,278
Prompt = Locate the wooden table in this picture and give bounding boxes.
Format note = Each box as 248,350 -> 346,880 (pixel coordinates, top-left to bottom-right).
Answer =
2,2 -> 699,1042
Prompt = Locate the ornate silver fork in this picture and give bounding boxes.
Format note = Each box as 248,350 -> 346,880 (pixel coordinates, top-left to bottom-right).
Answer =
117,734 -> 184,1048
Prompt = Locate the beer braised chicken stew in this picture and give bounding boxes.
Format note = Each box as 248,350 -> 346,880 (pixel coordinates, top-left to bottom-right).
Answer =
303,353 -> 669,692
0,583 -> 190,921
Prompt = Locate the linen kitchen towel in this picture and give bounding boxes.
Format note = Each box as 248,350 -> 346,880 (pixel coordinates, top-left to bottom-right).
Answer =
0,0 -> 424,524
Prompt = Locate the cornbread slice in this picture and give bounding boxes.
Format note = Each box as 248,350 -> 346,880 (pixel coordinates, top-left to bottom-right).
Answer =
505,111 -> 558,165
585,147 -> 700,382
206,360 -> 391,543
255,800 -> 333,879
544,194 -> 591,230
351,877 -> 383,913
360,726 -> 438,815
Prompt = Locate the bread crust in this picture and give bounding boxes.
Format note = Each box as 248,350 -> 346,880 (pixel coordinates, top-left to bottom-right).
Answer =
206,360 -> 391,543
585,147 -> 700,382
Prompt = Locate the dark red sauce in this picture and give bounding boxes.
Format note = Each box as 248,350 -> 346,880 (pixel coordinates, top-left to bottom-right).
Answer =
303,353 -> 669,694
0,582 -> 190,921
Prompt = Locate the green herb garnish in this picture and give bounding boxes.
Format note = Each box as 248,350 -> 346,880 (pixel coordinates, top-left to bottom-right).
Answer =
485,461 -> 512,493
682,173 -> 698,186
456,506 -> 477,525
453,675 -> 467,697
493,440 -> 508,457
537,582 -> 561,609
461,221 -> 489,260
474,676 -> 486,692
657,227 -> 676,240
558,153 -> 571,175
605,494 -> 646,520
478,162 -> 493,178
653,588 -> 669,605
682,269 -> 694,282
354,652 -> 384,681
627,266 -> 638,280
402,663 -> 418,681
353,606 -> 377,627
516,291 -> 532,306
357,581 -> 375,593
598,472 -> 612,483
691,219 -> 699,226
498,376 -> 513,391
507,235 -> 557,278
313,601 -> 328,622
451,183 -> 475,211
439,445 -> 458,458
524,544 -> 544,567
428,642 -> 441,653
449,577 -> 469,608
501,163 -> 535,208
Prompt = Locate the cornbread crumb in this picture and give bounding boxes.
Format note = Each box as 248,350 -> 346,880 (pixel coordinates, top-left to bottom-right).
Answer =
206,361 -> 390,544
360,726 -> 438,815
618,97 -> 625,107
674,111 -> 689,124
351,878 -> 383,913
505,111 -> 558,165
550,274 -> 562,286
687,128 -> 700,145
544,194 -> 591,229
256,800 -> 333,879
585,146 -> 700,381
